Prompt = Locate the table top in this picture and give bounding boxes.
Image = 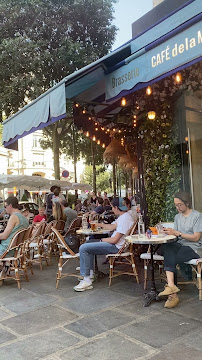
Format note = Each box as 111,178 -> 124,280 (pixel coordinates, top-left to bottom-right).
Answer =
126,234 -> 176,245
76,228 -> 111,236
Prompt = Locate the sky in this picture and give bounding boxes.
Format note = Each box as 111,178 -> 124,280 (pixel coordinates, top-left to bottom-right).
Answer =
112,0 -> 153,50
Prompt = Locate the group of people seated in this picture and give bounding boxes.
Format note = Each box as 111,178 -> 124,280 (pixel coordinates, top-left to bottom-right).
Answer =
0,190 -> 202,310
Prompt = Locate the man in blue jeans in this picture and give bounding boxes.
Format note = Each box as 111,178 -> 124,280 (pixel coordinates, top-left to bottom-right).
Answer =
74,197 -> 134,292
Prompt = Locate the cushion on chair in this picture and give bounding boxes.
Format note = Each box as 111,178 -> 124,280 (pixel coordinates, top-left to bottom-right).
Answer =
62,252 -> 80,259
29,242 -> 38,247
106,252 -> 131,257
140,253 -> 164,261
185,258 -> 202,265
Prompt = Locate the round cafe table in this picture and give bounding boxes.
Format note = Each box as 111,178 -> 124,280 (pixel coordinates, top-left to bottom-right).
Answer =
76,227 -> 112,278
125,234 -> 176,307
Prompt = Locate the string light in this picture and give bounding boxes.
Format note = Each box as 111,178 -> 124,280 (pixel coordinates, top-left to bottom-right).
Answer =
92,135 -> 96,141
107,129 -> 110,133
146,86 -> 152,95
102,143 -> 105,148
133,115 -> 137,119
118,130 -> 121,133
121,138 -> 124,146
101,127 -> 105,130
121,97 -> 126,106
148,111 -> 156,120
88,116 -> 92,120
75,102 -> 79,108
97,140 -> 100,145
86,131 -> 89,137
136,105 -> 140,110
82,108 -> 86,114
95,127 -> 98,131
175,72 -> 182,83
95,122 -> 98,125
185,137 -> 188,141
113,128 -> 116,132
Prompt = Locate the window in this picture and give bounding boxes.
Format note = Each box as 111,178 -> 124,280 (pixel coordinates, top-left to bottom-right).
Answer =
32,153 -> 44,166
32,136 -> 40,148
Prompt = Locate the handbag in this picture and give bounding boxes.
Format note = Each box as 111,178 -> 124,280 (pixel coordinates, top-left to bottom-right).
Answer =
64,233 -> 80,254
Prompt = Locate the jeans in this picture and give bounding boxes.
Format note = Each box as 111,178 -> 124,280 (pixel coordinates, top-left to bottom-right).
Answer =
79,242 -> 119,276
159,242 -> 199,273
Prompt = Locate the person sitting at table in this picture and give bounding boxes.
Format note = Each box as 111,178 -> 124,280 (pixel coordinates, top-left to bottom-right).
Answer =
103,198 -> 112,212
21,205 -> 34,224
33,205 -> 47,224
73,197 -> 134,292
91,197 -> 105,216
75,199 -> 82,212
61,200 -> 77,231
123,197 -> 138,222
0,196 -> 29,258
158,191 -> 202,308
47,202 -> 66,223
80,199 -> 90,213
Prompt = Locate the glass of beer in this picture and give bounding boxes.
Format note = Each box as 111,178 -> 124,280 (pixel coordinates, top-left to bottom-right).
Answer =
91,223 -> 96,232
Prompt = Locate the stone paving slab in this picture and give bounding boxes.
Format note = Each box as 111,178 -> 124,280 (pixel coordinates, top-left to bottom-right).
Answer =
0,329 -> 79,360
60,333 -> 152,360
0,287 -> 35,306
0,305 -> 78,336
2,294 -> 58,315
115,297 -> 163,317
0,327 -> 16,345
119,311 -> 201,348
65,309 -> 133,338
0,309 -> 12,321
59,288 -> 131,315
148,343 -> 202,360
168,297 -> 202,320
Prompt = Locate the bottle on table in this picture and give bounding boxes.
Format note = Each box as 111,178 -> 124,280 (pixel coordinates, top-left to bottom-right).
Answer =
138,214 -> 145,238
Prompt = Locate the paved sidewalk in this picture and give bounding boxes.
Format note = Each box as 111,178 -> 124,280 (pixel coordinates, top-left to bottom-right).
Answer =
0,258 -> 201,360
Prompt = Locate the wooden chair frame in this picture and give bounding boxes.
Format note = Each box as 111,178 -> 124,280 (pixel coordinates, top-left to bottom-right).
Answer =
25,222 -> 47,271
51,227 -> 80,288
106,220 -> 139,286
0,228 -> 29,289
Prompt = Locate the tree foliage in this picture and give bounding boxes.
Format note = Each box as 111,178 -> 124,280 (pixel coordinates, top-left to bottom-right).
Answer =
81,164 -> 111,192
0,0 -> 117,118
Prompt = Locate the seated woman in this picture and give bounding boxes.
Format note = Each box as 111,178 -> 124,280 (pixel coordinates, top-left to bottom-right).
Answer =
158,191 -> 202,308
33,205 -> 47,224
103,198 -> 112,212
47,202 -> 66,223
80,199 -> 90,214
0,196 -> 29,257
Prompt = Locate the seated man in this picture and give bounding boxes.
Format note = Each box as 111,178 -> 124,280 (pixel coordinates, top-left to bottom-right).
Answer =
61,200 -> 77,232
0,196 -> 29,257
90,197 -> 105,216
158,191 -> 202,308
33,205 -> 47,224
74,197 -> 134,292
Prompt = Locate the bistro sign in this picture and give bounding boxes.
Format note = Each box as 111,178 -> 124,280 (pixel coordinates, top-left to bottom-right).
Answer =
106,21 -> 202,100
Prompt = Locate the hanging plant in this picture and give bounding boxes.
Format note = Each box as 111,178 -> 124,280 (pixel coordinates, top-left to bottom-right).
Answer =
134,63 -> 201,225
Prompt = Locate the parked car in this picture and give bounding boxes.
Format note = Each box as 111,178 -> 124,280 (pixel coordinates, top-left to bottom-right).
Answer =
19,201 -> 39,216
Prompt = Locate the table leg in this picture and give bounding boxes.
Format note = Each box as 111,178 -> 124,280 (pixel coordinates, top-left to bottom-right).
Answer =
144,244 -> 160,307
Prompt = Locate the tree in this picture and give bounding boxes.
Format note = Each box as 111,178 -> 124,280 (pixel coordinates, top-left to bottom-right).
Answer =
81,164 -> 111,192
0,0 -> 117,178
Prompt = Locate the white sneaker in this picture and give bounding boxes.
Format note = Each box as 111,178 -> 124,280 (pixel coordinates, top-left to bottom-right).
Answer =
76,266 -> 80,271
74,279 -> 93,292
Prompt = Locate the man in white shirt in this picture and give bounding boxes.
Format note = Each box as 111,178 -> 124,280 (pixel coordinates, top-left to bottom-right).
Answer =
74,197 -> 134,292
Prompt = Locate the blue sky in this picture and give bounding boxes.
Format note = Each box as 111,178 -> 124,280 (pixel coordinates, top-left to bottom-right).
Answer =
112,0 -> 153,49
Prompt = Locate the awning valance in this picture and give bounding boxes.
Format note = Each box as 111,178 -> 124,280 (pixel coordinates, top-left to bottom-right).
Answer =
3,82 -> 66,147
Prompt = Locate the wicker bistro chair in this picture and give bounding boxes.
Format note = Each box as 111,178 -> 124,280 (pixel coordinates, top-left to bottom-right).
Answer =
0,228 -> 29,288
25,221 -> 47,271
51,227 -> 80,289
106,220 -> 139,286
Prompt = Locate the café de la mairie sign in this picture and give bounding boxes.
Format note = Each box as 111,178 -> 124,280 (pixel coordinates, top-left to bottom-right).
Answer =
106,1 -> 202,101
